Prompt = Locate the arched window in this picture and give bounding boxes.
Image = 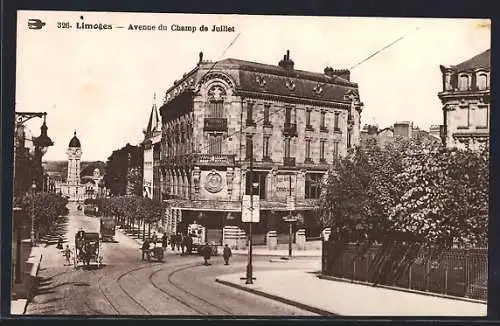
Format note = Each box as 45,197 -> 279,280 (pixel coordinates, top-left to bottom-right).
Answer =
458,75 -> 470,91
477,73 -> 488,90
207,85 -> 226,118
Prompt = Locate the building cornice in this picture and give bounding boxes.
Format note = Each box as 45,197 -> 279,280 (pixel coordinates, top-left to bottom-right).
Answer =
236,89 -> 352,109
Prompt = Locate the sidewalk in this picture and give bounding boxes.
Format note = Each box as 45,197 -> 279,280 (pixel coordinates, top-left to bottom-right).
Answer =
216,269 -> 487,316
10,245 -> 44,315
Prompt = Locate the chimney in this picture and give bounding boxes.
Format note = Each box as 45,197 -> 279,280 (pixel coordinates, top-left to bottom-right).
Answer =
199,51 -> 203,64
324,66 -> 334,77
278,50 -> 294,70
393,121 -> 411,139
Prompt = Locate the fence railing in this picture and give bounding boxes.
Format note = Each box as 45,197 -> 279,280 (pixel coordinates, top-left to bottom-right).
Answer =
322,242 -> 487,301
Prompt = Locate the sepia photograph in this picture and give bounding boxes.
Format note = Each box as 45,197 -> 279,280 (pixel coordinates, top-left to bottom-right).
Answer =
10,11 -> 490,317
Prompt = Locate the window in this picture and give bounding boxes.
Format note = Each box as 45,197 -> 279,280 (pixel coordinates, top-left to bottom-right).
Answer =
320,140 -> 326,161
208,134 -> 222,154
320,111 -> 326,129
459,75 -> 470,91
246,135 -> 253,160
305,139 -> 311,160
477,73 -> 488,90
284,138 -> 291,158
246,102 -> 254,125
334,112 -> 340,131
263,136 -> 270,158
306,109 -> 311,126
264,104 -> 270,125
285,107 -> 292,124
246,171 -> 267,199
333,141 -> 339,158
305,173 -> 322,199
208,100 -> 224,118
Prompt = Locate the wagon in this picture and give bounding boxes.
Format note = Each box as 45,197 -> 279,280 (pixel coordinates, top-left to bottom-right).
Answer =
74,231 -> 103,269
141,242 -> 164,262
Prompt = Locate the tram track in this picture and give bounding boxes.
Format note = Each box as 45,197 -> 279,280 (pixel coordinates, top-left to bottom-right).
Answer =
148,262 -> 234,315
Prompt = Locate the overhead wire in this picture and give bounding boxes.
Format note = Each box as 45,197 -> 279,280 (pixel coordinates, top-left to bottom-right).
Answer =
162,26 -> 421,163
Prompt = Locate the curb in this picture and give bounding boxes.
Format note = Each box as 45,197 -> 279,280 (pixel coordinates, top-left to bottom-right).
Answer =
233,252 -> 321,258
215,278 -> 337,316
23,251 -> 43,314
317,275 -> 487,305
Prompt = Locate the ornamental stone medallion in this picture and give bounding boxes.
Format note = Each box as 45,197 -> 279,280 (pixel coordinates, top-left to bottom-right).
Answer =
204,170 -> 224,193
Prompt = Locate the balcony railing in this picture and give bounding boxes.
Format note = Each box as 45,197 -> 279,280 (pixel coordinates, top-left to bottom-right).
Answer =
283,123 -> 298,136
283,157 -> 296,167
204,118 -> 228,132
195,154 -> 235,166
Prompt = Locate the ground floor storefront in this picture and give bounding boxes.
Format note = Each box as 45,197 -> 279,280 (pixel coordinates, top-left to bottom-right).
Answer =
162,200 -> 323,248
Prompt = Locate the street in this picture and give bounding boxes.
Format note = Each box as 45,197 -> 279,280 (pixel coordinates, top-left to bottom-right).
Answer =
25,204 -> 317,316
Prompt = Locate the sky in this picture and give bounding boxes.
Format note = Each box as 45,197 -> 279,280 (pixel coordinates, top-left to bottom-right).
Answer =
15,12 -> 491,161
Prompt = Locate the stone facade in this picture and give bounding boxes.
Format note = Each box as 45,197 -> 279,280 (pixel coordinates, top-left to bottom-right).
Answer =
142,95 -> 162,200
158,51 -> 363,242
59,132 -> 84,201
438,49 -> 490,150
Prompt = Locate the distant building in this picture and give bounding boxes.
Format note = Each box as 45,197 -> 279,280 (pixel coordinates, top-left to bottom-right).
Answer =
360,121 -> 440,148
142,94 -> 162,200
158,50 -> 364,242
429,124 -> 442,139
82,168 -> 105,200
55,132 -> 106,201
438,49 -> 490,149
57,132 -> 84,201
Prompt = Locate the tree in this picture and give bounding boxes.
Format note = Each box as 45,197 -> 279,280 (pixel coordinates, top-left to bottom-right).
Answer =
103,143 -> 143,196
320,139 -> 489,283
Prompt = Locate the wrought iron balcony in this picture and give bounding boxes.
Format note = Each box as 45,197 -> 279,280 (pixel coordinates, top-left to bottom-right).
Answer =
283,157 -> 296,167
283,123 -> 298,136
195,154 -> 235,166
204,118 -> 228,132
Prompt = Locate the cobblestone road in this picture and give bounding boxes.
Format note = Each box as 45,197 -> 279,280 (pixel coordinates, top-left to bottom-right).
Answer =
25,204 -> 318,316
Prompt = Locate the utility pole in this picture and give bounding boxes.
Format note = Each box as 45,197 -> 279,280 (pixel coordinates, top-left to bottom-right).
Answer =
246,151 -> 254,284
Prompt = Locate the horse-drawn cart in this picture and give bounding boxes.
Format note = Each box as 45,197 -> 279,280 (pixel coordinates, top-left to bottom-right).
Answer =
74,231 -> 103,269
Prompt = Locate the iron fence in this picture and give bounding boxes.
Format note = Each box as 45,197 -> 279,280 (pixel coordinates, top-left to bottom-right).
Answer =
322,242 -> 487,301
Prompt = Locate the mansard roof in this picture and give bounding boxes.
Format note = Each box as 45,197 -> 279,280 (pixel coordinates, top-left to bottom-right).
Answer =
442,49 -> 491,73
161,51 -> 361,109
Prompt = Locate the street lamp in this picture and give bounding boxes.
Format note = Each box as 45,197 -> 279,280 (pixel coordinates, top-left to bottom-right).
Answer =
245,181 -> 259,285
31,182 -> 36,246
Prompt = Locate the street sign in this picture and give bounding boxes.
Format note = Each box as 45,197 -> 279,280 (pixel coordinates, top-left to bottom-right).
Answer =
286,195 -> 296,211
242,195 -> 260,223
283,216 -> 298,223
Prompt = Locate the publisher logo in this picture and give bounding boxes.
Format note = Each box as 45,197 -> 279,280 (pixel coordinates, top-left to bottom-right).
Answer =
28,19 -> 46,30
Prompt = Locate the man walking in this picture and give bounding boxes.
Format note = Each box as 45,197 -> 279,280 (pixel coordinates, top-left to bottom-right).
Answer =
63,245 -> 72,266
223,244 -> 232,265
162,233 -> 168,250
202,243 -> 212,266
142,238 -> 151,261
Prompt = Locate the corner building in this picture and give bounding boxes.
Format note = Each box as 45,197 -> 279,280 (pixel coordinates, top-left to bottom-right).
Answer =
438,49 -> 490,150
160,51 -> 363,245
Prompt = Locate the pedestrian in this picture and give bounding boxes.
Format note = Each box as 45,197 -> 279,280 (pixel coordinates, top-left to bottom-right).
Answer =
181,234 -> 187,255
176,232 -> 182,251
57,235 -> 63,250
142,239 -> 151,261
170,234 -> 176,251
162,233 -> 168,250
63,245 -> 72,266
152,232 -> 158,245
202,242 -> 212,266
223,244 -> 232,265
186,235 -> 193,255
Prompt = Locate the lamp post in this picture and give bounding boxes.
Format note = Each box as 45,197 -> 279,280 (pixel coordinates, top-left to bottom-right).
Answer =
31,182 -> 36,246
283,174 -> 297,260
13,207 -> 23,284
